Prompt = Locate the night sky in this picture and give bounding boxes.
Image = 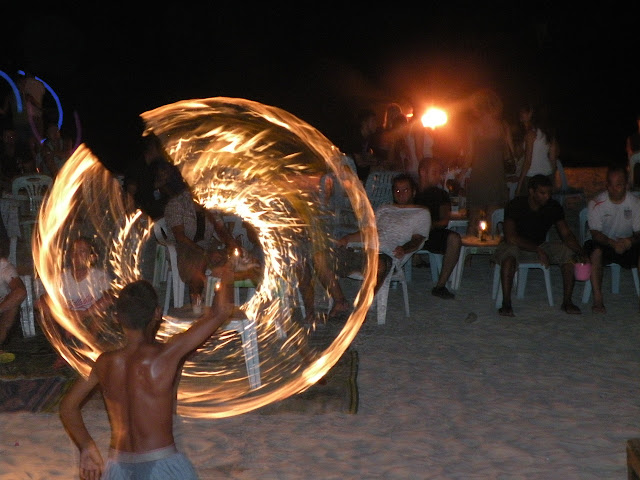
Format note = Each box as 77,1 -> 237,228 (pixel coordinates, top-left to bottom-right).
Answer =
2,5 -> 639,172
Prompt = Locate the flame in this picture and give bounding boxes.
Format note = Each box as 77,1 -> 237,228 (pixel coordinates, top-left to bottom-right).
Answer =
34,97 -> 378,418
421,107 -> 448,129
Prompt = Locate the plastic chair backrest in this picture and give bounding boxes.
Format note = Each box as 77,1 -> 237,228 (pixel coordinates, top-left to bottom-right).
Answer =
153,217 -> 170,246
364,171 -> 396,210
491,208 -> 504,236
556,160 -> 569,191
11,174 -> 53,215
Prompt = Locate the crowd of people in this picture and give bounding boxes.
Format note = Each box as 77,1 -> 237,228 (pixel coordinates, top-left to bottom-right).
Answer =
1,78 -> 640,477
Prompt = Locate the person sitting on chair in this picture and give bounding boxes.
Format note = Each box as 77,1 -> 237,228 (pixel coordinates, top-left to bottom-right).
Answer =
0,236 -> 26,363
493,174 -> 585,317
585,164 -> 640,313
414,158 -> 461,299
315,173 -> 430,319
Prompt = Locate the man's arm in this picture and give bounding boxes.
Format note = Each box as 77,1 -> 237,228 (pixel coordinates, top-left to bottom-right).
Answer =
59,370 -> 104,480
0,276 -> 26,314
556,219 -> 585,258
393,234 -> 426,258
162,301 -> 234,362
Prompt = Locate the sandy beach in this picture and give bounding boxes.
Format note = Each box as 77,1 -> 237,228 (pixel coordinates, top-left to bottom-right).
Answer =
2,166 -> 640,479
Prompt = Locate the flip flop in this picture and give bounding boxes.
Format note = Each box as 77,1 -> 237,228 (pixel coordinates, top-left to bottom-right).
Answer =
0,351 -> 16,364
592,304 -> 606,314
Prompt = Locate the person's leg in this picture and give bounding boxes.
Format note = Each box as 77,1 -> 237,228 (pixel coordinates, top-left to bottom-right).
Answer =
0,306 -> 20,346
435,231 -> 461,291
590,245 -> 606,313
499,255 -> 517,316
374,254 -> 392,294
313,248 -> 350,317
560,262 -> 581,313
545,242 -> 581,314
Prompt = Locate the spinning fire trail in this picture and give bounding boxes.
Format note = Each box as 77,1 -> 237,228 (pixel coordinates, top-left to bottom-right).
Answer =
34,97 -> 379,418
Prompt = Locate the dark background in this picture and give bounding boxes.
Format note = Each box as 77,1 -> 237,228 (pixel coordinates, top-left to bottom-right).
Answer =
2,5 -> 639,172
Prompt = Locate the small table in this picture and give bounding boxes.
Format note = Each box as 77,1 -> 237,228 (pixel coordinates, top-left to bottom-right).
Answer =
451,234 -> 501,290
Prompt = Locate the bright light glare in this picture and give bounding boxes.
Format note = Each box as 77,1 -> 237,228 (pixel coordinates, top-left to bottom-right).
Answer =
421,107 -> 448,129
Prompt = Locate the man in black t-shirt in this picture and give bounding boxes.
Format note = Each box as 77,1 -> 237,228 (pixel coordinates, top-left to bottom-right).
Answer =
493,174 -> 585,317
414,159 -> 461,299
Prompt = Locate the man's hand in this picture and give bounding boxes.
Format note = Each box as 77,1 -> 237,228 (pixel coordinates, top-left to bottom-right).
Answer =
79,441 -> 103,480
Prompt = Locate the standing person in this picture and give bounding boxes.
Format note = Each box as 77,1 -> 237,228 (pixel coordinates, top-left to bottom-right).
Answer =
493,174 -> 585,317
414,158 -> 461,299
626,113 -> 640,188
585,165 -> 640,313
464,89 -> 514,236
515,104 -> 558,195
342,108 -> 382,182
377,103 -> 410,172
59,279 -> 233,480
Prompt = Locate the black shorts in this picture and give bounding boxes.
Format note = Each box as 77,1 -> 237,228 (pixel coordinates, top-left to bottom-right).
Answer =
421,228 -> 452,254
584,239 -> 640,269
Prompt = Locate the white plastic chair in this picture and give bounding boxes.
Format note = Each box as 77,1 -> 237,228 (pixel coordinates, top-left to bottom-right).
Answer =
578,207 -> 640,303
491,208 -> 554,307
553,160 -> 586,208
19,275 -> 36,338
154,218 -> 262,389
11,174 -> 53,240
348,241 -> 424,325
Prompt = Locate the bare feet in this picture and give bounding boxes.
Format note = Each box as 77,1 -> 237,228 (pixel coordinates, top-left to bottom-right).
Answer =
498,305 -> 515,317
561,302 -> 582,314
592,304 -> 606,314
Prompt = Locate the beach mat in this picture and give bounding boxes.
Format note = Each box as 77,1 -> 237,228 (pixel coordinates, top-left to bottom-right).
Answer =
256,348 -> 359,415
0,376 -> 73,413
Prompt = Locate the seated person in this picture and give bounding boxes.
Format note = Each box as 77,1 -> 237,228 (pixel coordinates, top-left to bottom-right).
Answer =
584,165 -> 640,313
414,158 -> 461,299
0,236 -> 27,363
493,174 -> 585,317
36,236 -> 115,367
163,181 -> 242,313
315,173 -> 431,318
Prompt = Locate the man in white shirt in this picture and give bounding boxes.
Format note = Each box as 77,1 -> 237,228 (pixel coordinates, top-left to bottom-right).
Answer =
586,165 -> 640,313
316,173 -> 431,319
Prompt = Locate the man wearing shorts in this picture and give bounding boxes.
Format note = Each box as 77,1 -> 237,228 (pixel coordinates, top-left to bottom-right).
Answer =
585,165 -> 640,313
59,279 -> 233,479
317,173 -> 431,318
494,174 -> 585,317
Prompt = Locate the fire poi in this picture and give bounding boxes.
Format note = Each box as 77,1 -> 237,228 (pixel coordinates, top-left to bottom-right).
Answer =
33,97 -> 378,418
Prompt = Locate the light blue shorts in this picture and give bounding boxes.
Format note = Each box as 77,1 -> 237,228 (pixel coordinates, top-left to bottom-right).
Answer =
102,444 -> 198,480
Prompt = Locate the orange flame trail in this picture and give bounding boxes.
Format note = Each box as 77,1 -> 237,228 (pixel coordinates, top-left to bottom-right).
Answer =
35,97 -> 378,417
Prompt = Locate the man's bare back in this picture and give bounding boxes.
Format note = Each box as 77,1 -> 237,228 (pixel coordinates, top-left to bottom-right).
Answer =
60,279 -> 232,479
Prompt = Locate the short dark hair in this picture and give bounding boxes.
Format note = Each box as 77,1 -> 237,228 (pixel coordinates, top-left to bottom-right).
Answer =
392,173 -> 417,192
528,174 -> 552,191
607,164 -> 629,182
116,280 -> 158,330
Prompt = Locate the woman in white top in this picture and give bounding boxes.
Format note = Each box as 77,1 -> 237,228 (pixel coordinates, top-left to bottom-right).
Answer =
36,237 -> 114,367
516,105 -> 558,196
